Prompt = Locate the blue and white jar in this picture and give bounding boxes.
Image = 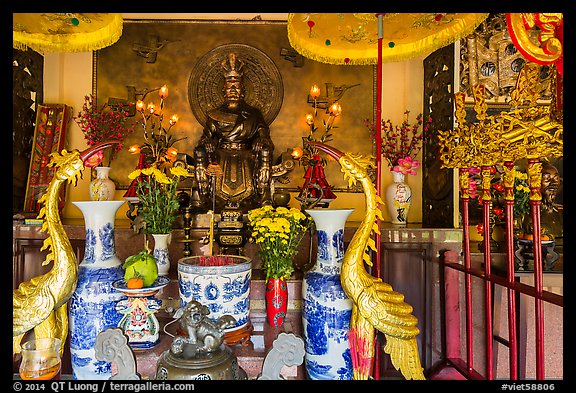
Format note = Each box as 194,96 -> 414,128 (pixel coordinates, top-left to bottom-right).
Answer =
152,233 -> 171,276
302,208 -> 354,380
69,200 -> 126,380
178,255 -> 252,332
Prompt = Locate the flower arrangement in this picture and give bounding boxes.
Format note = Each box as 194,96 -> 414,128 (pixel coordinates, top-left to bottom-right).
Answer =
73,94 -> 135,167
363,110 -> 432,176
247,205 -> 311,280
128,166 -> 191,234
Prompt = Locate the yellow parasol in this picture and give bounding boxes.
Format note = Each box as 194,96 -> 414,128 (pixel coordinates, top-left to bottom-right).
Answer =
13,13 -> 123,53
287,13 -> 489,65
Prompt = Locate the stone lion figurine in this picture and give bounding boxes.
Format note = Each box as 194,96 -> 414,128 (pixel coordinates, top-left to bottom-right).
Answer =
170,300 -> 236,358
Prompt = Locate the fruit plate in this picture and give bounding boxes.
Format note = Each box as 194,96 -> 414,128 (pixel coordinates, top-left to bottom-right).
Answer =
112,276 -> 170,297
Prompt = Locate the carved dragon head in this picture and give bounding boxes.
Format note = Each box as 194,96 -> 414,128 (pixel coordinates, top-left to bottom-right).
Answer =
306,141 -> 376,187
46,141 -> 121,187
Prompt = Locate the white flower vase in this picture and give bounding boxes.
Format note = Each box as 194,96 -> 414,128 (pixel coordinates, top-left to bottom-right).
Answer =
386,171 -> 412,225
89,166 -> 116,201
152,233 -> 171,276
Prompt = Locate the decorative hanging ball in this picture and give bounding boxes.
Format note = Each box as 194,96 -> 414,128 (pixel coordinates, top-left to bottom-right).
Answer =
388,42 -> 395,48
325,39 -> 331,46
344,58 -> 350,64
307,20 -> 315,33
435,14 -> 443,22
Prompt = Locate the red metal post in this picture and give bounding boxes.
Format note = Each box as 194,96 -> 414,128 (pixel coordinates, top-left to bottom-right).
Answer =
372,13 -> 384,380
503,161 -> 518,379
459,168 -> 475,373
444,250 -> 463,359
527,158 -> 545,379
480,166 -> 494,379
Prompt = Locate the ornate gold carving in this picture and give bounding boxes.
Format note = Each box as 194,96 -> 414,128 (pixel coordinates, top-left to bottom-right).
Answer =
507,13 -> 563,67
439,62 -> 562,169
13,143 -> 118,356
218,235 -> 244,245
480,167 -> 492,202
308,142 -> 425,380
502,163 -> 516,201
527,160 -> 543,202
458,168 -> 470,199
460,13 -> 554,101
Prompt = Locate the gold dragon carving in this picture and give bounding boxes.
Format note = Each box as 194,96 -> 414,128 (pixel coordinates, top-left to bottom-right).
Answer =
308,141 -> 425,380
13,142 -> 119,356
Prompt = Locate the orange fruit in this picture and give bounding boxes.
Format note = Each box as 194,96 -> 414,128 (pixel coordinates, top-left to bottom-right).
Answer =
127,277 -> 144,289
541,235 -> 550,241
525,234 -> 534,241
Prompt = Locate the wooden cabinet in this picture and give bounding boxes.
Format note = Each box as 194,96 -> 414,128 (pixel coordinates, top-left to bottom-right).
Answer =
13,236 -> 85,290
377,241 -> 433,378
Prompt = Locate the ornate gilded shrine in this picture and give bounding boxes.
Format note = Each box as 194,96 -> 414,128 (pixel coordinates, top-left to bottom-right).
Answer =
439,62 -> 562,171
438,61 -> 562,259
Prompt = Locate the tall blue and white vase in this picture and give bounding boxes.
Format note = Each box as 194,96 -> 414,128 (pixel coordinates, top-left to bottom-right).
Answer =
302,208 -> 354,380
69,200 -> 126,380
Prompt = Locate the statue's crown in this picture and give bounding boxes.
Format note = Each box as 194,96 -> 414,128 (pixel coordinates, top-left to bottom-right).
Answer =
222,53 -> 244,80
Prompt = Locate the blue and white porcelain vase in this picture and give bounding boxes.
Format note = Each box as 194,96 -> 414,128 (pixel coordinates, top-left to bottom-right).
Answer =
152,233 -> 171,276
302,208 -> 354,380
69,200 -> 126,380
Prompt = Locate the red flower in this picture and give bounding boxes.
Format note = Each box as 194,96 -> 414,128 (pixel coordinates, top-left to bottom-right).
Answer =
73,94 -> 135,166
363,111 -> 432,171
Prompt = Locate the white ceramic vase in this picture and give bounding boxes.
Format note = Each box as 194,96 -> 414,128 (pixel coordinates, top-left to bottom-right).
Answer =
302,208 -> 354,380
386,171 -> 412,225
89,166 -> 116,201
152,233 -> 171,276
69,200 -> 126,380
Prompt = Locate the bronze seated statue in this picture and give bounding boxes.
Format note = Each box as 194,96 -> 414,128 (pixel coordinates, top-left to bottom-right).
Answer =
193,52 -> 274,215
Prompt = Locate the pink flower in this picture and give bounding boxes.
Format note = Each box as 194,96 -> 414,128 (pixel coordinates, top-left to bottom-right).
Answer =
393,156 -> 420,175
363,111 -> 432,171
84,150 -> 104,168
468,166 -> 481,176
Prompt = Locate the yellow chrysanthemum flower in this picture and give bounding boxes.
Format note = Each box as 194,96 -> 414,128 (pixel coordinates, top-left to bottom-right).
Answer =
170,166 -> 190,178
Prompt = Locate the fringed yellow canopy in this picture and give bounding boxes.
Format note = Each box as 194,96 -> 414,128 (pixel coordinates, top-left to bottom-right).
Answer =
287,13 -> 489,65
13,13 -> 123,53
